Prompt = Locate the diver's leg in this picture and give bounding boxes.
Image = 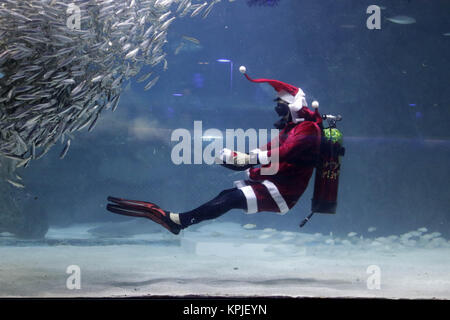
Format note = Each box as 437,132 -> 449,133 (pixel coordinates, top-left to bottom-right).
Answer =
171,188 -> 247,229
106,188 -> 246,235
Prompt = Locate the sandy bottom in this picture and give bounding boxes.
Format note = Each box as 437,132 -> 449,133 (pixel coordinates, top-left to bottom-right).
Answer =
0,222 -> 449,298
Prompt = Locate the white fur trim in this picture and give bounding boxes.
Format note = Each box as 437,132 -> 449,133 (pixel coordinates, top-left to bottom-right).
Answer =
257,150 -> 270,165
289,90 -> 308,123
234,180 -> 258,214
250,148 -> 269,165
278,90 -> 295,104
245,168 -> 251,180
234,180 -> 245,188
262,180 -> 289,214
219,148 -> 233,164
278,88 -> 308,124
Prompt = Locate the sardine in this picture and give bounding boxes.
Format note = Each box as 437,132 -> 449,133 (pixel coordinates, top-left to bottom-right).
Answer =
137,71 -> 153,83
144,76 -> 160,91
202,0 -> 220,19
182,35 -> 200,44
191,2 -> 208,17
159,11 -> 172,22
6,179 -> 25,189
125,47 -> 140,60
0,0 -> 225,172
59,139 -> 71,159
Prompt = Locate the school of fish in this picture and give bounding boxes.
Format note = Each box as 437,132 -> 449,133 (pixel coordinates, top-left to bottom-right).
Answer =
0,0 -> 221,179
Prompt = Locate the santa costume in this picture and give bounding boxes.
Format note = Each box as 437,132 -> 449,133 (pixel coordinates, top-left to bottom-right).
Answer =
233,66 -> 323,215
106,67 -> 324,235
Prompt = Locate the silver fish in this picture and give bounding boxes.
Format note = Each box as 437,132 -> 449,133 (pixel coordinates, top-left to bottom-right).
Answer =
125,47 -> 140,60
386,15 -> 416,25
59,139 -> 71,159
111,95 -> 121,112
6,179 -> 25,189
191,2 -> 208,17
88,113 -> 100,132
16,156 -> 31,168
177,0 -> 191,13
137,71 -> 153,83
91,75 -> 104,83
159,11 -> 172,22
0,0 -> 224,176
144,76 -> 160,91
160,17 -> 176,31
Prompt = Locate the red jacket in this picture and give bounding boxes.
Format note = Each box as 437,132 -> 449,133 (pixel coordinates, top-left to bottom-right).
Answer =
248,120 -> 322,208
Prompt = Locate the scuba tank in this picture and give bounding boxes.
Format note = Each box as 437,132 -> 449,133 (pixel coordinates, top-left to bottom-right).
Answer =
300,113 -> 345,228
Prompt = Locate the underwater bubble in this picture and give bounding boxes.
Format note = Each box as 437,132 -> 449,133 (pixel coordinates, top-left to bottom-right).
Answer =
347,232 -> 357,237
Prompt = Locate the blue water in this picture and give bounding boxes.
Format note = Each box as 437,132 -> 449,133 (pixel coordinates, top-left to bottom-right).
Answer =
1,0 -> 450,298
12,0 -> 447,237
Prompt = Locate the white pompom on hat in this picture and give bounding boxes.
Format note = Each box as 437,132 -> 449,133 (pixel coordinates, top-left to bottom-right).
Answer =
239,65 -> 308,123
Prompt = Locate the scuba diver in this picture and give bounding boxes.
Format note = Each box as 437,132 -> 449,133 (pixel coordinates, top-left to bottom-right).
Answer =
106,66 -> 324,235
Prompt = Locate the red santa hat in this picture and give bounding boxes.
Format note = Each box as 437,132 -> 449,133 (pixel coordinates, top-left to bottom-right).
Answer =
239,65 -> 317,124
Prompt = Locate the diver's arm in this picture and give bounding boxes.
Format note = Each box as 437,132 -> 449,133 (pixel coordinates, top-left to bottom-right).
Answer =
258,123 -> 321,164
216,148 -> 263,170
